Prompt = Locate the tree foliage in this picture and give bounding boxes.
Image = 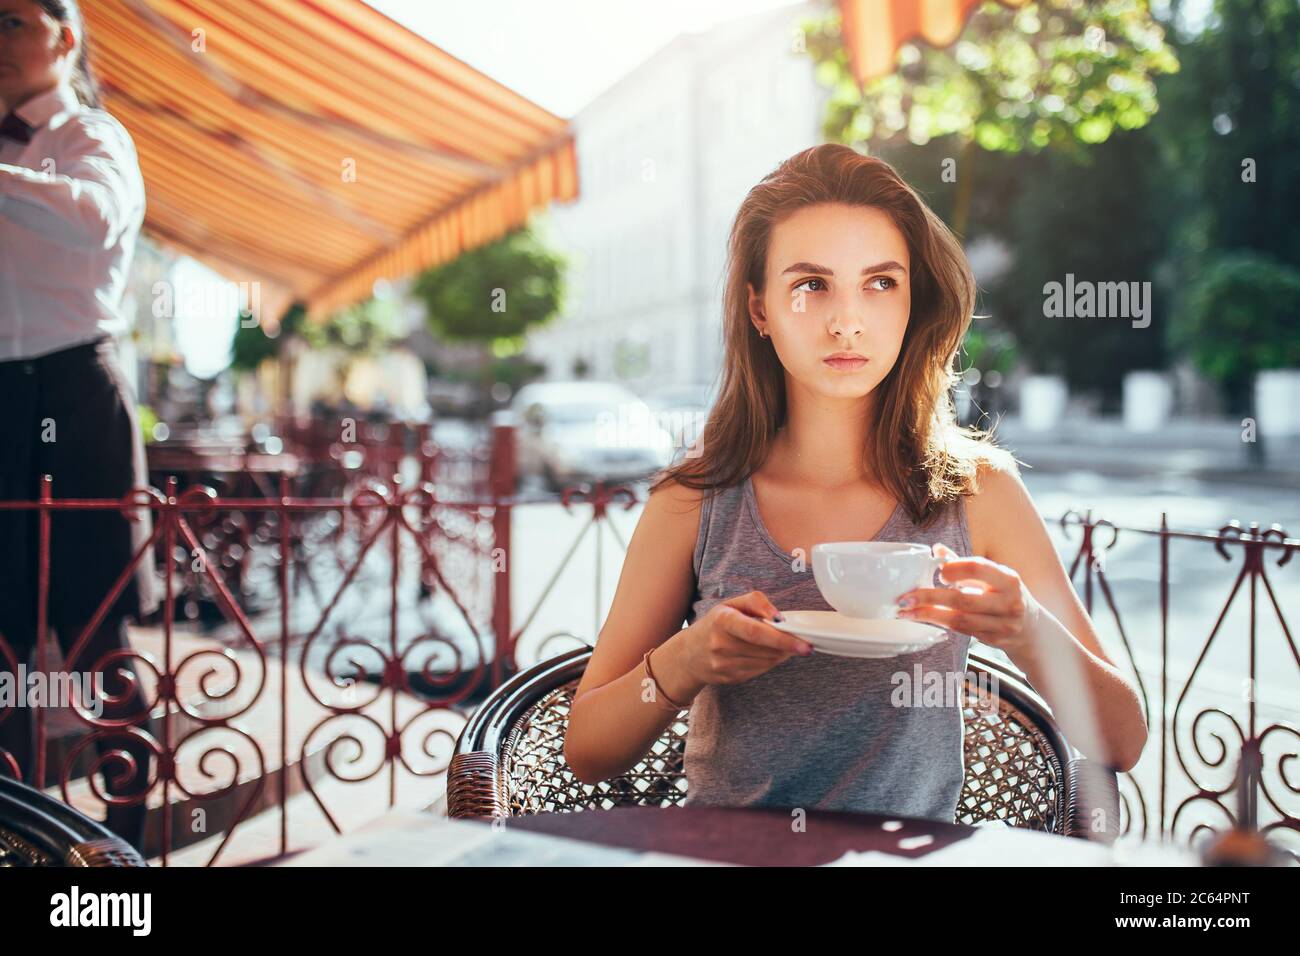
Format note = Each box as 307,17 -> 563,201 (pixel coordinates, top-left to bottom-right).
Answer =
411,227 -> 566,346
299,297 -> 402,355
804,0 -> 1178,157
980,130 -> 1173,393
1173,251 -> 1300,400
229,298 -> 400,375
230,301 -> 306,374
1155,0 -> 1300,270
1156,0 -> 1300,407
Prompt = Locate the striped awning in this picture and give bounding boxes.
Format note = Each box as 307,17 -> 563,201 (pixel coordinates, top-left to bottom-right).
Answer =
837,0 -> 1030,85
85,0 -> 579,320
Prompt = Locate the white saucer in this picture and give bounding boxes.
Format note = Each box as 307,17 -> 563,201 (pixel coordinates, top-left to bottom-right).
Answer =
771,611 -> 948,659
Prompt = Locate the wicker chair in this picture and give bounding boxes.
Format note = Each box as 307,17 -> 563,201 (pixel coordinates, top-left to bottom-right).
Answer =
447,647 -> 1121,842
0,775 -> 147,867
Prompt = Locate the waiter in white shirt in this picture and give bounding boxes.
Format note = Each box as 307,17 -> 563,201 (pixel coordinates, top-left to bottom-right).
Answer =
0,0 -> 157,852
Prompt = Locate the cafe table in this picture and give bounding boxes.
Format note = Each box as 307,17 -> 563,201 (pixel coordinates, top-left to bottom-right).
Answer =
146,445 -> 301,496
275,805 -> 1201,867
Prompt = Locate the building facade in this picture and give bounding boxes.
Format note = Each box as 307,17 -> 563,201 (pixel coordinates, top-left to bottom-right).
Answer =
528,3 -> 827,396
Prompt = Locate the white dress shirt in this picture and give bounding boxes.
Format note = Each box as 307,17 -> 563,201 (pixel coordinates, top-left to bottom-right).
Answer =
0,83 -> 145,360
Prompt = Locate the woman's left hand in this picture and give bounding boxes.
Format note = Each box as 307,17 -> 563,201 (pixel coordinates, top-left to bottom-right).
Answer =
895,543 -> 1041,653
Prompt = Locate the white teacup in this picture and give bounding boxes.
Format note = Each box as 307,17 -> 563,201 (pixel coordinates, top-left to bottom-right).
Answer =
810,541 -> 949,619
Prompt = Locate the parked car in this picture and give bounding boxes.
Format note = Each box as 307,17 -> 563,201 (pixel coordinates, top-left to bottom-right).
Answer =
507,381 -> 675,491
643,381 -> 718,450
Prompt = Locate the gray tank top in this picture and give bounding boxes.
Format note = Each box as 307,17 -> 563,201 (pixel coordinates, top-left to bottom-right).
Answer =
682,474 -> 974,822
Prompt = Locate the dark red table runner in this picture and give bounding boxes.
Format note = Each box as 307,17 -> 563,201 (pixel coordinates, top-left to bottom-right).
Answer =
501,804 -> 981,866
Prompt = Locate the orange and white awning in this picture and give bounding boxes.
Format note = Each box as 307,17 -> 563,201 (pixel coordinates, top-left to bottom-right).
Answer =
837,0 -> 1030,85
85,0 -> 578,320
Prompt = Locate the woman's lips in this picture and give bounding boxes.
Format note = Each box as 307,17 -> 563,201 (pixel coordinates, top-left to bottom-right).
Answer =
823,356 -> 868,370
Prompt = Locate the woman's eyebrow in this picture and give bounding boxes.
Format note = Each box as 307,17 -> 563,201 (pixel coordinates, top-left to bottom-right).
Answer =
780,260 -> 907,276
862,260 -> 907,275
781,261 -> 833,276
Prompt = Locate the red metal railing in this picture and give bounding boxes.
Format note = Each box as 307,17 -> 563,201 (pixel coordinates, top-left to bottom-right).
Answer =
0,423 -> 1296,863
1055,510 -> 1298,849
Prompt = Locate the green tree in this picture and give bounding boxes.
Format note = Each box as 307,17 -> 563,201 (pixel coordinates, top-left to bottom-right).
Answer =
411,226 -> 566,349
804,0 -> 1179,234
230,301 -> 307,374
300,297 -> 402,355
411,226 -> 566,408
231,299 -> 399,372
1155,0 -> 1300,418
981,129 -> 1173,397
1173,252 -> 1300,410
1155,0 -> 1300,271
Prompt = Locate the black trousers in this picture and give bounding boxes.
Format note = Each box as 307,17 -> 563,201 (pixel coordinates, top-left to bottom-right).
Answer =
0,335 -> 159,852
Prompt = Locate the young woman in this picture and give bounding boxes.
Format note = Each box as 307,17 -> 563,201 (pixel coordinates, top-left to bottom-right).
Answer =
564,144 -> 1147,821
0,0 -> 157,850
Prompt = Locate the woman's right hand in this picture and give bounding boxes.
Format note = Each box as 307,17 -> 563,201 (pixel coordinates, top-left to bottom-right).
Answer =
675,590 -> 814,687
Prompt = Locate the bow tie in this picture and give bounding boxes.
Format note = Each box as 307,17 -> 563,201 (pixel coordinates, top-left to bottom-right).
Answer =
0,112 -> 33,144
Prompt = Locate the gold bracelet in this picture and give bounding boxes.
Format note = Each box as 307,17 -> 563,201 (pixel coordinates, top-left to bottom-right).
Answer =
643,647 -> 688,711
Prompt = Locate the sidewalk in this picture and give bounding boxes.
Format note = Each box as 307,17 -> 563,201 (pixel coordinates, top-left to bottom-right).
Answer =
984,415 -> 1300,487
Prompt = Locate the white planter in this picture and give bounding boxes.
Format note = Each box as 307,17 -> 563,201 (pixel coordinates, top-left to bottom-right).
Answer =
1020,375 -> 1068,432
1123,371 -> 1173,432
1255,369 -> 1300,437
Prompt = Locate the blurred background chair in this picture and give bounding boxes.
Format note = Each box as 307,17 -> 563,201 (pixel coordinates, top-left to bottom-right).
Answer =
447,646 -> 1121,842
0,775 -> 148,867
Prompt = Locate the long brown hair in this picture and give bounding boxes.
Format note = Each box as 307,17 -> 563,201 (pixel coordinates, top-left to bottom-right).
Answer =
649,143 -> 1013,526
35,0 -> 100,108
